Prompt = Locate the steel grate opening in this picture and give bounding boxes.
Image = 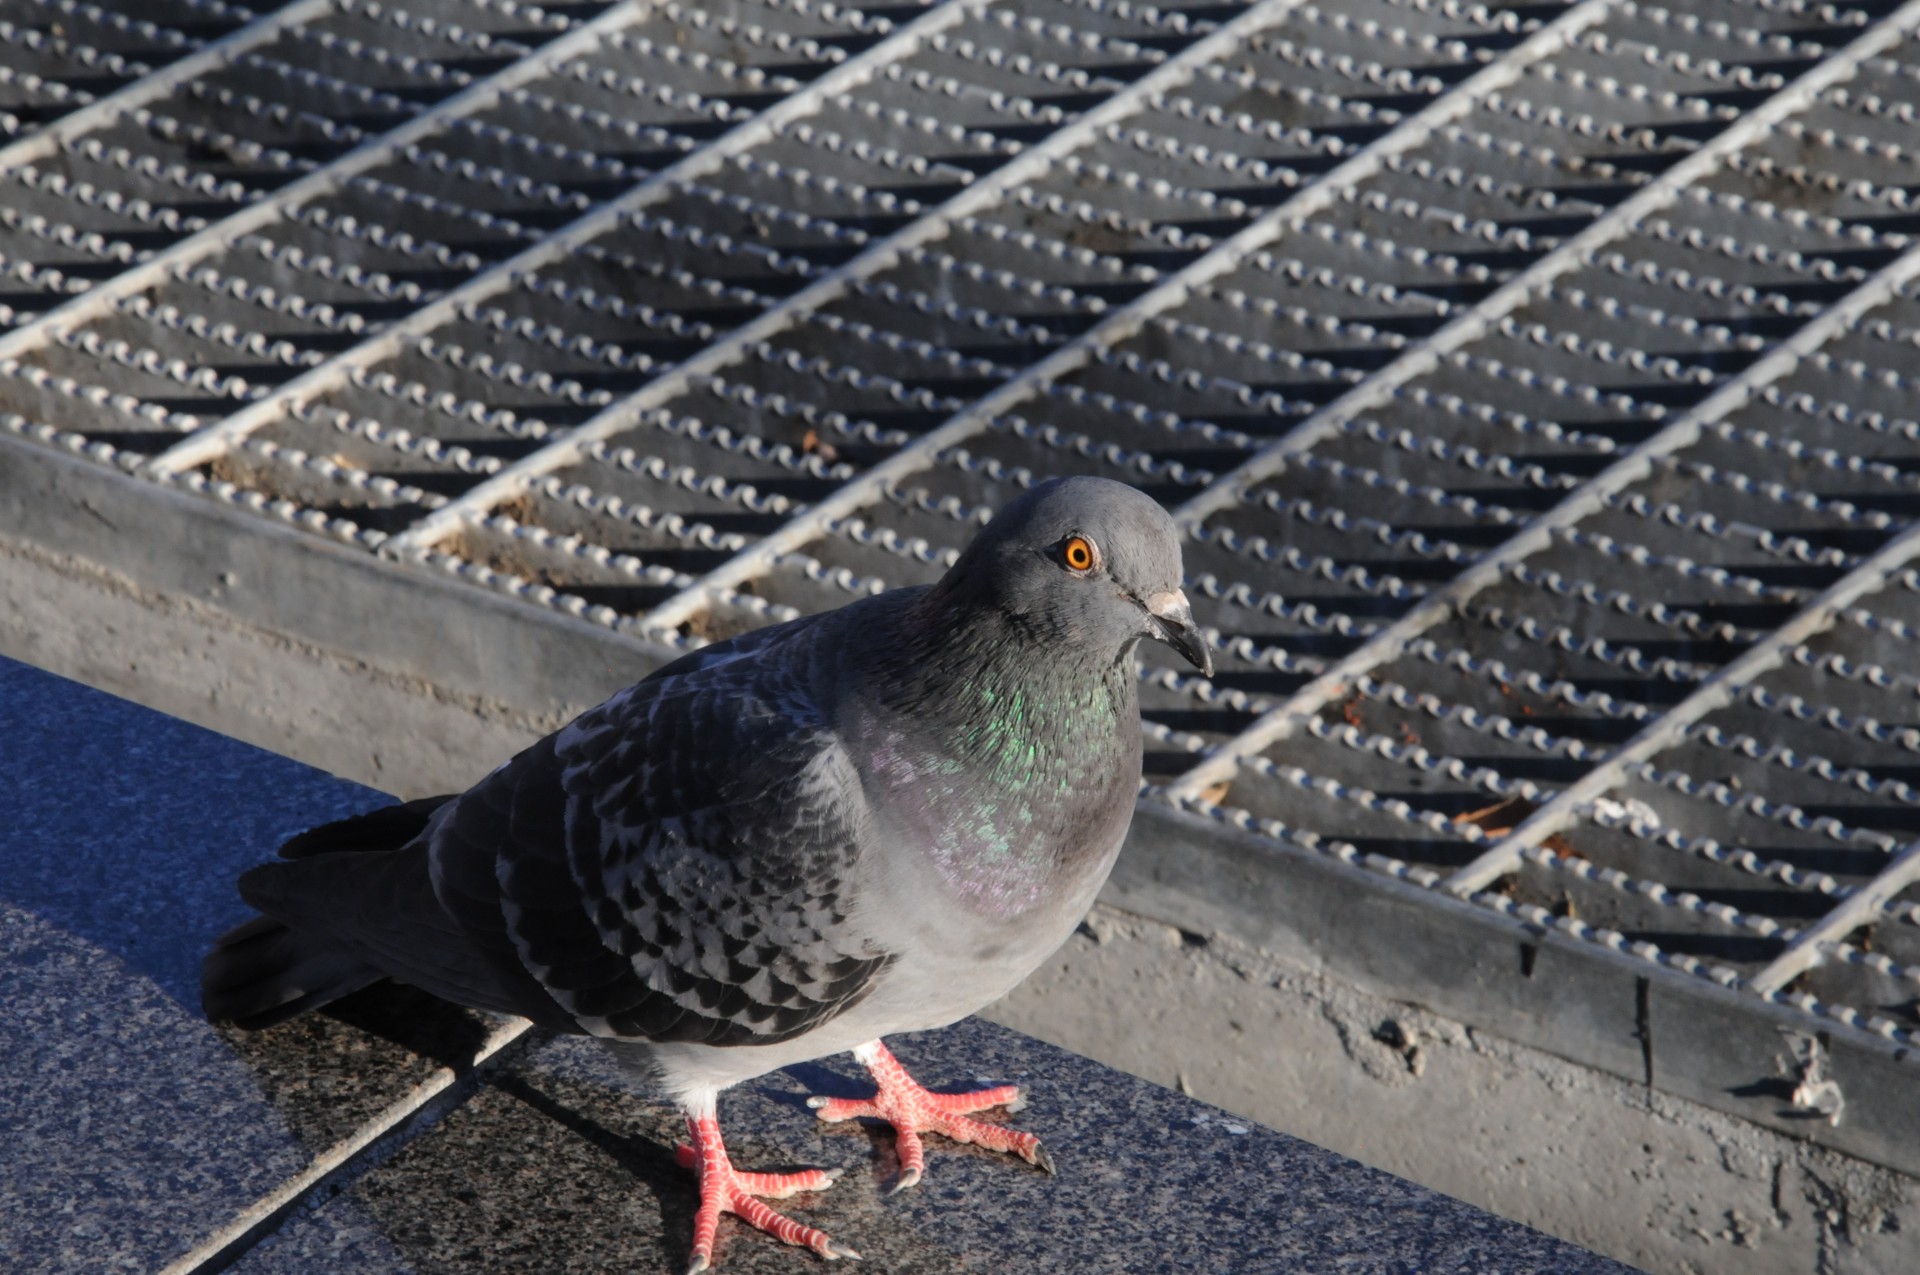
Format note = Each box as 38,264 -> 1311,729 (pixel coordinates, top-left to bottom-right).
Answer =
8,0 -> 1920,1187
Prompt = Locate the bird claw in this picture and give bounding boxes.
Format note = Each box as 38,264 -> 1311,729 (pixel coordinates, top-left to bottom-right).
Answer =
816,1041 -> 1048,1191
683,1112 -> 853,1272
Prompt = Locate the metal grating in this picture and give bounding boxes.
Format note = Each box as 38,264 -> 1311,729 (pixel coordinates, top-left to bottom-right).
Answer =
9,0 -> 1920,1160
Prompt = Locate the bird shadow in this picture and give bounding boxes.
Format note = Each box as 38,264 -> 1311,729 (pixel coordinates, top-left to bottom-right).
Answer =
769,1060 -> 866,1109
752,1063 -> 910,1189
318,980 -> 496,1070
759,1057 -> 1033,1194
494,1068 -> 744,1275
489,1069 -> 869,1273
494,1070 -> 690,1218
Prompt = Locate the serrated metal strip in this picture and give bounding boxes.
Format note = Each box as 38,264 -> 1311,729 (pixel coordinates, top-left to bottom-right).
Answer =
1159,0 -> 1920,806
0,0 -> 650,371
140,0 -> 1001,476
1445,486 -> 1920,895
1176,5 -> 1920,531
0,0 -> 341,174
629,0 -> 1625,633
374,0 -> 1320,558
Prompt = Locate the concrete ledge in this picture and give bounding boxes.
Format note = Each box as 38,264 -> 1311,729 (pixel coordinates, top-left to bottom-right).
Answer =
0,655 -> 1634,1273
986,905 -> 1920,1275
1108,802 -> 1920,1179
0,432 -> 668,792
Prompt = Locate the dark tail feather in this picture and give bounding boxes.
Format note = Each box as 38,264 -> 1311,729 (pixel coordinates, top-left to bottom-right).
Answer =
202,914 -> 381,1029
277,793 -> 455,858
204,793 -> 456,1029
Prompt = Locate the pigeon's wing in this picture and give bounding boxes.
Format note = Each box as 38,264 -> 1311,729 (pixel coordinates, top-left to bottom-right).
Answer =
247,618 -> 893,1045
530,634 -> 891,1044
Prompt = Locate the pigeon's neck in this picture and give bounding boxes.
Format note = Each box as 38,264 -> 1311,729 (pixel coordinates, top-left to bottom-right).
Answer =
851,589 -> 1141,919
894,587 -> 1139,745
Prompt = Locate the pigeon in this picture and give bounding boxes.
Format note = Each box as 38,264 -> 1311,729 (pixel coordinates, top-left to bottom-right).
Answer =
203,474 -> 1212,1272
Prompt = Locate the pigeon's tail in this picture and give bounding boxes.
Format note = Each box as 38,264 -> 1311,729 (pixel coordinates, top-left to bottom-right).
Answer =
201,913 -> 382,1029
201,795 -> 455,1029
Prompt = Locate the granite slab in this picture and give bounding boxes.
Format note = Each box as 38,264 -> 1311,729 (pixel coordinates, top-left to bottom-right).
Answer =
0,658 -> 497,1272
0,656 -> 1642,1273
238,1018 -> 1644,1274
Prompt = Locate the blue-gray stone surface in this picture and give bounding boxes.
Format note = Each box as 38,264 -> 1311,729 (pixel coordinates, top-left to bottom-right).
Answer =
0,656 -> 1641,1273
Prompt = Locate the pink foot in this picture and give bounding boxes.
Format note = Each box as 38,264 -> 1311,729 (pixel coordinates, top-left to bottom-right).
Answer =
676,1112 -> 857,1274
808,1040 -> 1054,1192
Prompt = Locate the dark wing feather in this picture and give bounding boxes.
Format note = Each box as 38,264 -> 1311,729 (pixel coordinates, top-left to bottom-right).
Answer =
241,616 -> 891,1046
507,632 -> 892,1043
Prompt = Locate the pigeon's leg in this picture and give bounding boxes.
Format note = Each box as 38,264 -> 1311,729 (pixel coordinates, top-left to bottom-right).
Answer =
676,1100 -> 857,1274
809,1039 -> 1054,1192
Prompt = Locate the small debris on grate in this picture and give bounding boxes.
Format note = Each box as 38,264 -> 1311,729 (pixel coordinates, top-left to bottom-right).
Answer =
1783,1031 -> 1846,1128
1450,797 -> 1580,859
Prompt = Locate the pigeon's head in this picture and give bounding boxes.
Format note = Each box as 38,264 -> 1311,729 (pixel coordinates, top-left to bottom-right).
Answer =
940,476 -> 1212,677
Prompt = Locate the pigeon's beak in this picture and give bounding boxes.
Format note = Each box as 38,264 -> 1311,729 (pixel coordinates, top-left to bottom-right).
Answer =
1143,589 -> 1212,678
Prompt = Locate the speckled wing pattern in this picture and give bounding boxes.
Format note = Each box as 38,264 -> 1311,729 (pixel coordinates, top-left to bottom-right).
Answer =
430,621 -> 894,1046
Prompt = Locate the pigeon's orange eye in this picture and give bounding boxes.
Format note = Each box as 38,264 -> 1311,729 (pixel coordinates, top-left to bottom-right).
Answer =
1061,535 -> 1097,573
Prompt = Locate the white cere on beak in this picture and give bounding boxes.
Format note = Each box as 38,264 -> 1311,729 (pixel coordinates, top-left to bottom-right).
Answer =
1142,589 -> 1211,677
1145,589 -> 1192,622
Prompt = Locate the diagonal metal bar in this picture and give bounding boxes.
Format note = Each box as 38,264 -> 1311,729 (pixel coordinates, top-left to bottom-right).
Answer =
144,0 -> 1003,476
1154,2 -> 1920,805
1746,843 -> 1920,995
1443,465 -> 1920,896
1172,0 -> 1920,531
623,0 -> 1624,634
0,0 -> 339,175
1162,240 -> 1920,806
376,0 -> 1326,556
0,0 -> 651,372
